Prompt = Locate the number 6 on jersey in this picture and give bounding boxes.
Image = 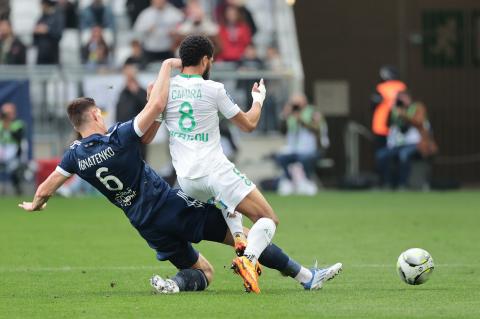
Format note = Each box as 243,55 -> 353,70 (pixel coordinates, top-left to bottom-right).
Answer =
96,167 -> 123,191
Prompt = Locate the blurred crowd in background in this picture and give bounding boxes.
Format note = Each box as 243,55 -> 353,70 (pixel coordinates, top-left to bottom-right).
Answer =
0,0 -> 442,196
0,0 -> 283,71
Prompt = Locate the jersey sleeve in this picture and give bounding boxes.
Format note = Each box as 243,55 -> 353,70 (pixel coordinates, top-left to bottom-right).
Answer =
116,117 -> 145,144
56,149 -> 76,177
216,85 -> 241,119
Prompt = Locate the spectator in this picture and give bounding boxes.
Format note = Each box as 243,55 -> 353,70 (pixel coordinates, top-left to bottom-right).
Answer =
115,63 -> 148,159
376,91 -> 438,189
238,44 -> 263,70
275,94 -> 330,195
0,0 -> 10,20
215,0 -> 257,36
80,0 -> 115,31
126,0 -> 150,26
57,0 -> 79,29
33,0 -> 64,65
134,0 -> 184,63
0,103 -> 26,195
266,46 -> 283,70
217,5 -> 251,62
371,65 -> 407,150
175,0 -> 219,46
0,19 -> 26,65
81,26 -> 110,71
124,39 -> 147,70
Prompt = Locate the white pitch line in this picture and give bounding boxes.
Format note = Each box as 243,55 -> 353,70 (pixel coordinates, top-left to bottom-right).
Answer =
348,264 -> 478,268
0,265 -> 171,273
0,264 -> 476,273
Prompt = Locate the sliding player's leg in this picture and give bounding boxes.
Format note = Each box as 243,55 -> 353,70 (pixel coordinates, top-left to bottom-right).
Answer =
221,226 -> 342,291
150,251 -> 213,294
145,235 -> 213,294
198,202 -> 333,293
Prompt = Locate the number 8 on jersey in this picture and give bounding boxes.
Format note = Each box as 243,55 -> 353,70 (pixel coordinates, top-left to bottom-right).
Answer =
179,102 -> 196,133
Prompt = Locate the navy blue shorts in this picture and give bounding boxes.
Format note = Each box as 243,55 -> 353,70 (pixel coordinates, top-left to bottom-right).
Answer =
137,189 -> 228,269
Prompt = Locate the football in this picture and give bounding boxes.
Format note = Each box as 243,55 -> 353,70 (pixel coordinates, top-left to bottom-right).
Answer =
397,248 -> 435,285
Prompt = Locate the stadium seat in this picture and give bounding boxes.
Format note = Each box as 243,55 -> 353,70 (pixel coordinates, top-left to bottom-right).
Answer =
60,29 -> 81,66
10,0 -> 41,44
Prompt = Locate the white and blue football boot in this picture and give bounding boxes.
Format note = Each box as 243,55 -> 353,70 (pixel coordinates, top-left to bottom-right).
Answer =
150,275 -> 180,294
302,262 -> 343,290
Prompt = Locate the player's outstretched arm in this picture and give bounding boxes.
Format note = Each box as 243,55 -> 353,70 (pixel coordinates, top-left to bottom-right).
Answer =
18,171 -> 69,212
140,82 -> 162,144
230,79 -> 266,132
135,58 -> 181,135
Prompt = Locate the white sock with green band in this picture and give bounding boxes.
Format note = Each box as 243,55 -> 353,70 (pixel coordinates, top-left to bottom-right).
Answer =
244,217 -> 276,265
221,208 -> 244,236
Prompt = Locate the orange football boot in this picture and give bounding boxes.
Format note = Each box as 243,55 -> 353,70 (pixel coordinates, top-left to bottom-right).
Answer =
231,256 -> 260,293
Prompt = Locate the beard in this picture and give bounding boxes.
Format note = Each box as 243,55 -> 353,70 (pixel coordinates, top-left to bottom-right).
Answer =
202,64 -> 211,80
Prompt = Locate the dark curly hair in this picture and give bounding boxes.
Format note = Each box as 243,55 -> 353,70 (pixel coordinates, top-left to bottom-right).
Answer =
179,35 -> 214,67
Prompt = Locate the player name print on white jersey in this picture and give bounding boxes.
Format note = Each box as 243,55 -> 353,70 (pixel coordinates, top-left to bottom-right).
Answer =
164,74 -> 241,179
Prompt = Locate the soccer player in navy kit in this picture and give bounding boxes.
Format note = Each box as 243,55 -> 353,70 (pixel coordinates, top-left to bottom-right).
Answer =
19,59 -> 341,294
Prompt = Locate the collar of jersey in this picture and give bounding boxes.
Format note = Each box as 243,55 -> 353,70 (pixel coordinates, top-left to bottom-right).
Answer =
81,133 -> 103,143
179,73 -> 202,79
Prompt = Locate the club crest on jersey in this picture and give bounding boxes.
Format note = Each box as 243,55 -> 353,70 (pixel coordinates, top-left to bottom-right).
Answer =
114,188 -> 137,207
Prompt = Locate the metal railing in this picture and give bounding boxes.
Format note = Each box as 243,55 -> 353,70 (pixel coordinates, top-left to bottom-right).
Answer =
0,64 -> 296,157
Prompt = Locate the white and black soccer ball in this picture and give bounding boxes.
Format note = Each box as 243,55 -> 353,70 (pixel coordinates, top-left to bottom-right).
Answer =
397,248 -> 434,285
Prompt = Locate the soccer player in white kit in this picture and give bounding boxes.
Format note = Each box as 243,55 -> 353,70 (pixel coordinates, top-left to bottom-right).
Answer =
156,36 -> 277,293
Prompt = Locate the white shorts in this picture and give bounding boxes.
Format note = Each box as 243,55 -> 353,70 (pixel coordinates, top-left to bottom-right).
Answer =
177,164 -> 256,213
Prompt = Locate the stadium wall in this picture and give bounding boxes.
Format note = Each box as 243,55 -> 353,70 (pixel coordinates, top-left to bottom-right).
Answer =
294,0 -> 480,184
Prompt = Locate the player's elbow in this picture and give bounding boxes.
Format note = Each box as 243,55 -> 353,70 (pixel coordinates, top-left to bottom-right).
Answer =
141,134 -> 154,145
240,122 -> 256,133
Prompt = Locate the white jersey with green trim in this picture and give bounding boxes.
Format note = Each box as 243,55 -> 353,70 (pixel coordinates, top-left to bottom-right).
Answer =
163,74 -> 241,179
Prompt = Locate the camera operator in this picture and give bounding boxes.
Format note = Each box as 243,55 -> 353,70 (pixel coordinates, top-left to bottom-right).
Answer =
376,91 -> 437,189
275,94 -> 329,195
0,103 -> 26,194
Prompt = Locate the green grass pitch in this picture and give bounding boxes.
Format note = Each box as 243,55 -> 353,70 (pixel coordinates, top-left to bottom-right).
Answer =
1,192 -> 480,318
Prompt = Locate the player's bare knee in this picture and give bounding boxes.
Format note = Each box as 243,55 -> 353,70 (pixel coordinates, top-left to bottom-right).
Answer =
262,207 -> 279,226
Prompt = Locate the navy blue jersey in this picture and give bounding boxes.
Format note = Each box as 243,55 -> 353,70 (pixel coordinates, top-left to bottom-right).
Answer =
56,119 -> 170,228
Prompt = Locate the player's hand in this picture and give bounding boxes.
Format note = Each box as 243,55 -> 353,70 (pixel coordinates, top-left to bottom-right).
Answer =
251,79 -> 266,107
164,58 -> 182,69
18,202 -> 46,212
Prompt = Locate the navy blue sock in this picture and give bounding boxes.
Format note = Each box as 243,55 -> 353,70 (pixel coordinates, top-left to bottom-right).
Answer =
171,269 -> 208,291
258,243 -> 302,278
